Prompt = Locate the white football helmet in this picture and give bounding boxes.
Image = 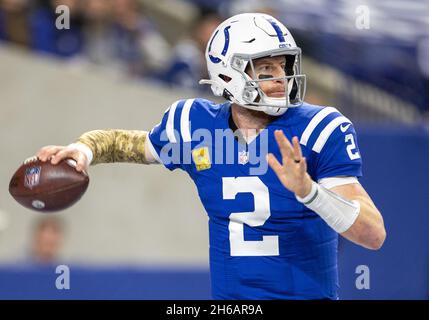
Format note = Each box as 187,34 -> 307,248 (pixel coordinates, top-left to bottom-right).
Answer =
200,13 -> 306,116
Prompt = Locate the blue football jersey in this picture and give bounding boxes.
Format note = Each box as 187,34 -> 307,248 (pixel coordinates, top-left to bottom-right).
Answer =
148,98 -> 362,299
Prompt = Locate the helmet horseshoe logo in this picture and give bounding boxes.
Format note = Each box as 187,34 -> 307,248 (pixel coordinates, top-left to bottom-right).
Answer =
208,26 -> 231,64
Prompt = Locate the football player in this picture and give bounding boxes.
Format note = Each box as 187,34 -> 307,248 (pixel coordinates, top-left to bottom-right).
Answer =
36,13 -> 386,299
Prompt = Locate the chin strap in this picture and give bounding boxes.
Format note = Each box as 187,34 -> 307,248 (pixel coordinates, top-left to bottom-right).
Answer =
263,106 -> 288,116
263,96 -> 290,108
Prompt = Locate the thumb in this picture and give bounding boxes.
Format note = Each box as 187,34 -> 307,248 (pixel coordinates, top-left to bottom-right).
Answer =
75,153 -> 88,172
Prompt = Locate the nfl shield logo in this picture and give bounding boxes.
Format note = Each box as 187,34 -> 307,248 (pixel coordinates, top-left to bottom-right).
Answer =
238,150 -> 249,165
24,166 -> 41,189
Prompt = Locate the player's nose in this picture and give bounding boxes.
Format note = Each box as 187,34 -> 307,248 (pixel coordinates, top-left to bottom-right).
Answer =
272,66 -> 286,83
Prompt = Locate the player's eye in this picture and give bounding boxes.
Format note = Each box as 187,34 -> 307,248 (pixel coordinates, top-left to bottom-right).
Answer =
256,64 -> 273,73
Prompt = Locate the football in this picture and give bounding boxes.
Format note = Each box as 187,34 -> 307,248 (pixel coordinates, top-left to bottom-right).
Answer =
9,157 -> 89,212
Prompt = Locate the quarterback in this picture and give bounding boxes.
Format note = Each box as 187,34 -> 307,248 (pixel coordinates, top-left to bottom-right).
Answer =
36,13 -> 386,299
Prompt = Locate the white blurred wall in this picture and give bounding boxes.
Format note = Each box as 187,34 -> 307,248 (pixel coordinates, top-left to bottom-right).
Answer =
0,45 -> 209,266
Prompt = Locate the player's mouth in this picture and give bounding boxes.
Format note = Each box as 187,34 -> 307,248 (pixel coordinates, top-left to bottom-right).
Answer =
267,91 -> 286,98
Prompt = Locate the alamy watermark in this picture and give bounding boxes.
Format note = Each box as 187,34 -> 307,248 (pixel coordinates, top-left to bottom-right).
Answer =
355,264 -> 370,290
55,5 -> 70,30
157,127 -> 269,175
55,264 -> 70,290
355,5 -> 370,30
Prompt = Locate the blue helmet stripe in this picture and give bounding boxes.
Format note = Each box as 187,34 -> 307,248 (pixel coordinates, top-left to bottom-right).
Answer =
267,19 -> 285,43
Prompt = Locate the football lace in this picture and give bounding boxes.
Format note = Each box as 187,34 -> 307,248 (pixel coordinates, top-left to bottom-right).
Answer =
23,156 -> 38,165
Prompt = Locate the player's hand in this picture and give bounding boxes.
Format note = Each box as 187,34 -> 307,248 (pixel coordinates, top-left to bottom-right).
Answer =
267,130 -> 313,198
35,145 -> 89,173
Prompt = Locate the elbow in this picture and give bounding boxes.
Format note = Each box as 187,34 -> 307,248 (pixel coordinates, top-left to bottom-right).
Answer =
367,226 -> 386,250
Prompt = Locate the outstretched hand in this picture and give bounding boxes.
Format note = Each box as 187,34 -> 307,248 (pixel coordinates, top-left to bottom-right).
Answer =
267,130 -> 313,198
36,145 -> 89,173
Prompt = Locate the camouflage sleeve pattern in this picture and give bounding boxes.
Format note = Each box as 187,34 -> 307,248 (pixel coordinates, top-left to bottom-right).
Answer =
76,129 -> 149,165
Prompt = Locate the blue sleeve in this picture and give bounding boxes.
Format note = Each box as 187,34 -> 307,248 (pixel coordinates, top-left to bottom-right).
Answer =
147,99 -> 194,171
314,120 -> 363,180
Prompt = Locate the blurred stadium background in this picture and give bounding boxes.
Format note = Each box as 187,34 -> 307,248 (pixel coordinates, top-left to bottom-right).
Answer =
0,0 -> 428,299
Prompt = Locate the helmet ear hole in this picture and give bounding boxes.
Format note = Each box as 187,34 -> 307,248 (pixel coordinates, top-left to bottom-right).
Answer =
219,74 -> 232,83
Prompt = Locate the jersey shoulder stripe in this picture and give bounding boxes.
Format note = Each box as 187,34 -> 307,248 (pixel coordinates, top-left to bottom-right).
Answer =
180,99 -> 195,142
166,100 -> 182,143
152,98 -> 220,147
300,107 -> 339,146
312,115 -> 351,153
165,98 -> 197,143
299,106 -> 352,153
182,98 -> 223,140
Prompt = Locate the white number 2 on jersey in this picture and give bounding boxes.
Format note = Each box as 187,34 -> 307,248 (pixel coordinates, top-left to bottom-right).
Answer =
222,177 -> 279,256
345,133 -> 361,160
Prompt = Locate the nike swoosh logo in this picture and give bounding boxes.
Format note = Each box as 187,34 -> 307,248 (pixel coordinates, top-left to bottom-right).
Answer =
340,123 -> 351,132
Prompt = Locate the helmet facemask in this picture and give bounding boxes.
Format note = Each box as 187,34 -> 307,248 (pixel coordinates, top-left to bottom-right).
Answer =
230,48 -> 306,115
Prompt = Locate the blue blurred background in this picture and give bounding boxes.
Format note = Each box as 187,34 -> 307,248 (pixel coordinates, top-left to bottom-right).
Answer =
0,0 -> 428,299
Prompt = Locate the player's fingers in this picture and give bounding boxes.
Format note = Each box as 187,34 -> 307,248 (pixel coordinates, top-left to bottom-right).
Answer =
37,146 -> 64,162
298,157 -> 308,175
50,148 -> 75,165
292,136 -> 303,161
36,146 -> 51,161
35,145 -> 53,157
37,145 -> 61,155
274,130 -> 294,161
266,153 -> 284,176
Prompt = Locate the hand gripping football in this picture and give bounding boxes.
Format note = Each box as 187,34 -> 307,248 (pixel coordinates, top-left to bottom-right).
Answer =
9,157 -> 89,212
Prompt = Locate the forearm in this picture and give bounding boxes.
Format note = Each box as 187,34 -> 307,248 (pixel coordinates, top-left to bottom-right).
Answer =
340,195 -> 386,250
296,180 -> 386,250
76,129 -> 151,165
